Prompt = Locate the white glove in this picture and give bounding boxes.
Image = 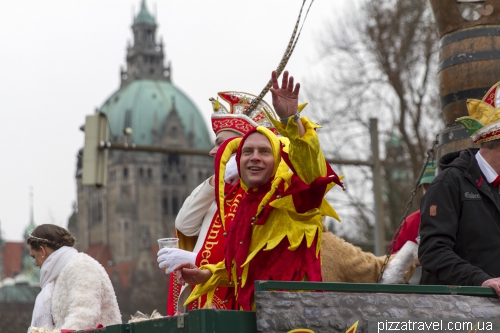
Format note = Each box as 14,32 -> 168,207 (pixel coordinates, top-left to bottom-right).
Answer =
379,241 -> 418,284
157,248 -> 197,274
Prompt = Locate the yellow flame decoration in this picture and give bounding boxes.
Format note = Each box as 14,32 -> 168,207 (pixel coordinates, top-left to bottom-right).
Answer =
346,321 -> 359,333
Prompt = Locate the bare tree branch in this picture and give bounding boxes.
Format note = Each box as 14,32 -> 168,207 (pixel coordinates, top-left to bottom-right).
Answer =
305,0 -> 443,246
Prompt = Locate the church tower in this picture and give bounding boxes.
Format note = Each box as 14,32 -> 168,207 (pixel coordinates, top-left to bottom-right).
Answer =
20,188 -> 40,284
120,0 -> 171,86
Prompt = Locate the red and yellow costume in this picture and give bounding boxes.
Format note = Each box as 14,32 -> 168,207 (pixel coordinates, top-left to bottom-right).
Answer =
185,116 -> 344,310
168,92 -> 285,314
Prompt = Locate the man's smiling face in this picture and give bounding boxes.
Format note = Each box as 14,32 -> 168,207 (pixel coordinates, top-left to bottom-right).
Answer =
239,132 -> 275,188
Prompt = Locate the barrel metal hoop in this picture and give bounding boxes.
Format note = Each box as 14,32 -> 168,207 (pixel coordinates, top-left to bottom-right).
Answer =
440,27 -> 500,47
439,50 -> 500,71
440,86 -> 491,108
437,125 -> 471,145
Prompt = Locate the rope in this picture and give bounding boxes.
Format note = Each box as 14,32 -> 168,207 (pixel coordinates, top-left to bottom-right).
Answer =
244,0 -> 314,116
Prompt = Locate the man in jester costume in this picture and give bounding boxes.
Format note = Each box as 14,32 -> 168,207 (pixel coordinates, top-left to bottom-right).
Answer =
161,87 -> 287,314
174,70 -> 345,310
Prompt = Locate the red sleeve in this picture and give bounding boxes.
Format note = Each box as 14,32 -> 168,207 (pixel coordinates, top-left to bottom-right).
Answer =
390,210 -> 421,254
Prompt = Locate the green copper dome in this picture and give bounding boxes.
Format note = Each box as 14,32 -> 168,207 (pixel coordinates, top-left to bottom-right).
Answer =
100,79 -> 211,149
134,0 -> 156,25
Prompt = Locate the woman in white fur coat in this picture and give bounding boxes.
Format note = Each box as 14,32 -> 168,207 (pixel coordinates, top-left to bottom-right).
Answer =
27,224 -> 121,331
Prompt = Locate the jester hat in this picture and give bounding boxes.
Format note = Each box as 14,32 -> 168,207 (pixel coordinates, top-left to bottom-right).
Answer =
457,81 -> 500,144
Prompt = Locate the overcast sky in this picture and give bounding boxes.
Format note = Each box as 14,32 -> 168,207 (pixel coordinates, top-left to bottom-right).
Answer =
0,0 -> 340,241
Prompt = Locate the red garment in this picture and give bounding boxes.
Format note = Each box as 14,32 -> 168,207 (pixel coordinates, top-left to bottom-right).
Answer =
222,128 -> 327,311
492,175 -> 500,188
223,180 -> 323,311
389,210 -> 420,254
190,184 -> 240,311
166,275 -> 179,316
61,324 -> 103,332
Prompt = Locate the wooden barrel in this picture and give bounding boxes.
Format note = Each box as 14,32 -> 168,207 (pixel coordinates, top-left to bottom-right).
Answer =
439,25 -> 500,125
430,0 -> 500,159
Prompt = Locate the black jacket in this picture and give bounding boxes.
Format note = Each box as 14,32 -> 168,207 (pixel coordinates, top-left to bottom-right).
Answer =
419,148 -> 500,286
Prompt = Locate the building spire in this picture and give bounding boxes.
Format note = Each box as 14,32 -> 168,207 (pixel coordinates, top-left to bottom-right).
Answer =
30,186 -> 34,225
120,0 -> 170,86
0,219 -> 4,248
18,186 -> 41,283
24,187 -> 36,239
134,0 -> 156,25
0,218 -> 4,281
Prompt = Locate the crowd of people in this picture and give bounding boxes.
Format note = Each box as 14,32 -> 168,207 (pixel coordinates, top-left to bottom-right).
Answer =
26,74 -> 500,330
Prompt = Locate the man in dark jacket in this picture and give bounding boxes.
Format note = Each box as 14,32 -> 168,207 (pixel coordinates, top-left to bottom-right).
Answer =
418,82 -> 500,296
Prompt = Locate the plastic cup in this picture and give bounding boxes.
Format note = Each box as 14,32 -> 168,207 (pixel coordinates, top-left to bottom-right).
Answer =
158,238 -> 179,272
158,237 -> 179,249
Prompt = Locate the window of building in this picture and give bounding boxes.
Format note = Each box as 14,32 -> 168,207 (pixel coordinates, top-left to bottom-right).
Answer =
163,195 -> 169,215
98,201 -> 102,222
121,185 -> 130,199
172,196 -> 179,216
